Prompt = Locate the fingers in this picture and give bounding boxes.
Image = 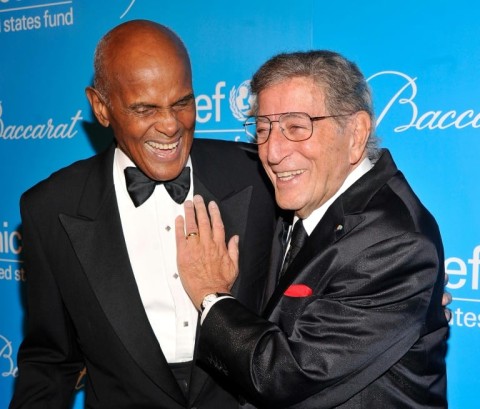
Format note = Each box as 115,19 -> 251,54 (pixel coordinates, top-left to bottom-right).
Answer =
208,200 -> 226,244
175,214 -> 187,249
177,197 -> 208,239
442,291 -> 452,307
184,199 -> 198,235
441,289 -> 452,322
227,235 -> 240,280
176,196 -> 239,304
191,195 -> 212,240
188,196 -> 226,244
180,195 -> 229,246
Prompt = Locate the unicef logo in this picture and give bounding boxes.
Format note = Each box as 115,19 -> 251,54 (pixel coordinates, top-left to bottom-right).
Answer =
229,80 -> 255,121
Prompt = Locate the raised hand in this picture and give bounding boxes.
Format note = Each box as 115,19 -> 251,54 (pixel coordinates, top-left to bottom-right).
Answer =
175,195 -> 239,310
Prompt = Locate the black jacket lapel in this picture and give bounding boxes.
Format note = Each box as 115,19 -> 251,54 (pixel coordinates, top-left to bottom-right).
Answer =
263,150 -> 397,318
189,149 -> 254,404
260,216 -> 291,312
59,145 -> 186,405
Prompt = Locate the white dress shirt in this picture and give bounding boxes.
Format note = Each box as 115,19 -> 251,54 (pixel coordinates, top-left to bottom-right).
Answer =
291,157 -> 374,243
113,148 -> 198,363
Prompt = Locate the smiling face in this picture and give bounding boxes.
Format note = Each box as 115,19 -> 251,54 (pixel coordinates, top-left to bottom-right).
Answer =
257,76 -> 369,218
86,22 -> 195,181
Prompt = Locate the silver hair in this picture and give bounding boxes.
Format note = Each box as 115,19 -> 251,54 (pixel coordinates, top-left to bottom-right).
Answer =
250,50 -> 380,160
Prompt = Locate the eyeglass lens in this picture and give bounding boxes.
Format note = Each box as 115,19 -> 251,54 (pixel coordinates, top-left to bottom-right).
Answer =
245,112 -> 314,144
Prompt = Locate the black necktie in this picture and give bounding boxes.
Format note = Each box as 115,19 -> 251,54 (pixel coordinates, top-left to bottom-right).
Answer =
280,219 -> 307,276
124,166 -> 191,207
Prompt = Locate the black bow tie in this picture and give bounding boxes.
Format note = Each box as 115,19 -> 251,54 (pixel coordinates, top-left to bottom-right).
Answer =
124,166 -> 191,207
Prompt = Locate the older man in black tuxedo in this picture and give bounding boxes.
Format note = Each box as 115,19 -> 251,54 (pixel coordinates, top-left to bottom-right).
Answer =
10,20 -> 277,409
176,51 -> 448,408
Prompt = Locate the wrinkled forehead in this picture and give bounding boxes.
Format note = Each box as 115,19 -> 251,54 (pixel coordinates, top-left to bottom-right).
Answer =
256,77 -> 327,115
110,34 -> 188,68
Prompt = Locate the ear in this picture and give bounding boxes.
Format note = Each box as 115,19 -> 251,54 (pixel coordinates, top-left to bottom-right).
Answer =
348,111 -> 371,165
85,86 -> 110,127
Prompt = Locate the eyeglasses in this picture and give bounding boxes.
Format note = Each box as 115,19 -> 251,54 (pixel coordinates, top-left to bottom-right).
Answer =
243,112 -> 352,145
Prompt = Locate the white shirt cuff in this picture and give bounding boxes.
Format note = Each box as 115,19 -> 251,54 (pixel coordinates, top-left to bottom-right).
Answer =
200,295 -> 234,325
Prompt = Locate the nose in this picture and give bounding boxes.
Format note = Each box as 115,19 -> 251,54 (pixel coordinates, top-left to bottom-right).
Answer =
262,121 -> 289,164
152,108 -> 179,137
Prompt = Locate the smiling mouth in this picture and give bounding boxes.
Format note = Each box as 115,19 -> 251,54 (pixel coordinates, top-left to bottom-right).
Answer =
276,169 -> 306,181
146,140 -> 180,151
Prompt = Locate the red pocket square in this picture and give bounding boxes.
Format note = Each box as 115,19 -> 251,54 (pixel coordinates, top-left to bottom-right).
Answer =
284,284 -> 313,297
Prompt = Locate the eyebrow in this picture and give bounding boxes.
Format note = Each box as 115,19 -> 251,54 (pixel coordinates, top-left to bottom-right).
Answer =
127,93 -> 195,111
176,93 -> 195,104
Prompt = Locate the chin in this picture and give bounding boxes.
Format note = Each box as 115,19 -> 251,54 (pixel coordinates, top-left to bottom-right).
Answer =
164,164 -> 187,181
276,198 -> 296,212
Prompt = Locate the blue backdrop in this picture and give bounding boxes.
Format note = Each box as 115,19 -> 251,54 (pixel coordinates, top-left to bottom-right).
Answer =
1,1 -> 479,407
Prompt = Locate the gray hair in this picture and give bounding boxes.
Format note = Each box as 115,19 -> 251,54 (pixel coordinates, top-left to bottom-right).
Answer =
92,32 -> 110,100
250,50 -> 380,160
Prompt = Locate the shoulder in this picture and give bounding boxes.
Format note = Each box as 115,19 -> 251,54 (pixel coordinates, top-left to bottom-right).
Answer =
346,151 -> 442,249
21,146 -> 112,207
191,138 -> 276,210
192,138 -> 258,160
191,138 -> 264,179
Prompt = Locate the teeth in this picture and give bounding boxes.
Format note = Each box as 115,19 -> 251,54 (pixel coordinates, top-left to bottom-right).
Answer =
277,169 -> 305,179
148,140 -> 179,150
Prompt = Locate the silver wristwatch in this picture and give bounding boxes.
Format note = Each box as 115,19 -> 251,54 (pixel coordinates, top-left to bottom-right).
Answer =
201,292 -> 231,312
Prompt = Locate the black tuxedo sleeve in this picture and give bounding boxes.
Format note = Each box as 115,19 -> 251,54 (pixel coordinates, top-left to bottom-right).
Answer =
198,232 -> 446,408
9,197 -> 84,408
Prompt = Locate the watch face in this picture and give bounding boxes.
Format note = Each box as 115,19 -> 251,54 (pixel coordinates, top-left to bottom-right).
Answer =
202,293 -> 231,311
204,294 -> 218,303
202,293 -> 218,310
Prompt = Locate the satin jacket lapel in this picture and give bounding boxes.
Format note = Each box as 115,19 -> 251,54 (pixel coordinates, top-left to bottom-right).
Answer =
58,146 -> 186,405
264,204 -> 365,317
263,150 -> 397,318
260,217 -> 290,312
191,150 -> 253,297
189,166 -> 253,404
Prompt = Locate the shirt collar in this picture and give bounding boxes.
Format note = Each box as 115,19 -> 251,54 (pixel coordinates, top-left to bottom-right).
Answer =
301,157 -> 373,235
